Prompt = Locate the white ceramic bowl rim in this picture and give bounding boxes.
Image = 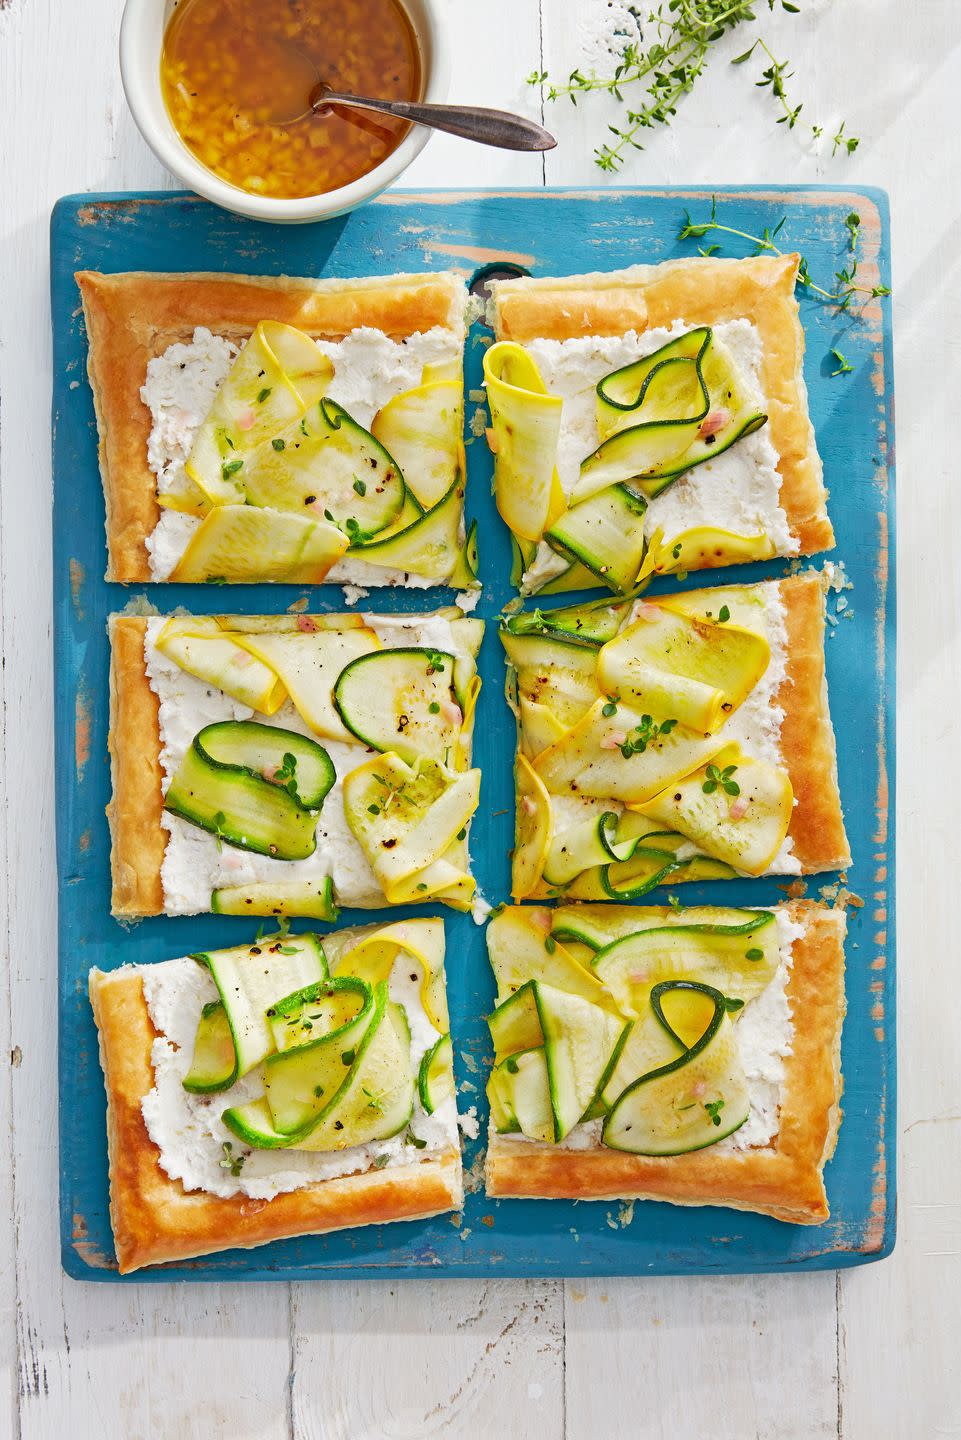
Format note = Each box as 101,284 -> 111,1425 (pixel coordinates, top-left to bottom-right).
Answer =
119,0 -> 450,222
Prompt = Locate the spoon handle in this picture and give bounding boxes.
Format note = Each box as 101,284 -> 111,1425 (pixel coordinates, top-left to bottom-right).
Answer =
323,94 -> 557,152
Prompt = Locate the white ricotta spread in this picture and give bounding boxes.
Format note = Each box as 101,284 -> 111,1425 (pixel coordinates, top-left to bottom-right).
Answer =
470,894 -> 492,927
500,906 -> 802,1158
714,906 -> 802,1152
142,326 -> 463,584
141,328 -> 239,506
521,321 -> 796,591
363,611 -> 460,655
324,555 -> 437,590
139,951 -> 458,1200
144,613 -> 473,914
340,583 -> 369,606
457,1106 -> 481,1141
706,584 -> 789,772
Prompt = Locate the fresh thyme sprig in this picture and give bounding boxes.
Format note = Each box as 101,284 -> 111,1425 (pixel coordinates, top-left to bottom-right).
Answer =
678,198 -> 891,313
732,35 -> 858,155
705,1097 -> 726,1126
219,1141 -> 246,1177
619,715 -> 677,758
528,1 -> 858,172
273,751 -> 300,801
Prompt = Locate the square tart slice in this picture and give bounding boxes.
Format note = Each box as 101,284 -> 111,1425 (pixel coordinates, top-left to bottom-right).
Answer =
108,607 -> 483,919
485,256 -> 830,596
503,570 -> 849,903
89,919 -> 462,1273
484,900 -> 846,1225
76,269 -> 475,588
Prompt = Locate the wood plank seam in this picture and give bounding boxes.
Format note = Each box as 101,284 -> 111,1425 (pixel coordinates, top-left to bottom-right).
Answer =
0,362 -> 27,1435
836,1271 -> 845,1438
286,1283 -> 296,1440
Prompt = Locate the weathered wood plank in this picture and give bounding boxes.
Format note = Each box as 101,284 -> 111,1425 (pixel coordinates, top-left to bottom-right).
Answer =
405,0 -> 546,192
0,671 -> 16,1440
839,1126 -> 961,1440
828,2 -> 961,1436
0,1 -> 292,1435
21,1287 -> 292,1440
290,1280 -> 565,1440
565,1275 -> 838,1440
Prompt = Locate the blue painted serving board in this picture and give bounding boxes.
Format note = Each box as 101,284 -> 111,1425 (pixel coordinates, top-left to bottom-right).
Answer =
52,186 -> 895,1280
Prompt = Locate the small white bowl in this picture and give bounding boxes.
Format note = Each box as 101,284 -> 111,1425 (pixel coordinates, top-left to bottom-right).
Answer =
120,0 -> 449,224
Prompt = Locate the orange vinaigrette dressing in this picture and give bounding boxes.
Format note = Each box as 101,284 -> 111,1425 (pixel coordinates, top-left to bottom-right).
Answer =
161,0 -> 421,200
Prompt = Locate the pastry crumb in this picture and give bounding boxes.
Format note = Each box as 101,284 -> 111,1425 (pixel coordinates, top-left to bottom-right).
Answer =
471,893 -> 492,926
341,583 -> 369,606
458,1106 -> 480,1141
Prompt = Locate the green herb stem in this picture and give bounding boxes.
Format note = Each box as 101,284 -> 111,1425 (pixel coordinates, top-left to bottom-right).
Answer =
529,1 -> 860,172
679,197 -> 891,314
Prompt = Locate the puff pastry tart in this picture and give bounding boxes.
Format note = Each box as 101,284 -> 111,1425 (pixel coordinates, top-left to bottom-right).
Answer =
107,607 -> 483,918
89,918 -> 462,1272
75,269 -> 477,590
484,257 -> 831,595
484,900 -> 845,1224
502,571 -> 849,901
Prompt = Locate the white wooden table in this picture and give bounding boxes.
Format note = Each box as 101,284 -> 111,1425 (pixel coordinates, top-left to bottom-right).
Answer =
0,1 -> 955,1434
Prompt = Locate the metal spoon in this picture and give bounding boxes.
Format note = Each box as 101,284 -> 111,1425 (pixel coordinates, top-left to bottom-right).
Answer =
298,81 -> 556,152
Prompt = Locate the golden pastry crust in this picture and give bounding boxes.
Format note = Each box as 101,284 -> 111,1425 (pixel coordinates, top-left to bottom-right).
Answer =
527,569 -> 849,891
107,616 -> 165,916
486,901 -> 846,1224
76,269 -> 467,582
89,965 -> 463,1273
774,572 -> 850,871
489,256 -> 831,556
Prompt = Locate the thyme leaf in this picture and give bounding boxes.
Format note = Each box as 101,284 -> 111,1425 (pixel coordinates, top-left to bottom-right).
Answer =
705,1098 -> 726,1127
702,762 -> 740,796
219,1141 -> 246,1176
830,348 -> 853,377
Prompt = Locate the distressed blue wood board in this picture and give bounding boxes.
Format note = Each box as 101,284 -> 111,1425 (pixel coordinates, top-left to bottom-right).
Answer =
52,187 -> 895,1279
